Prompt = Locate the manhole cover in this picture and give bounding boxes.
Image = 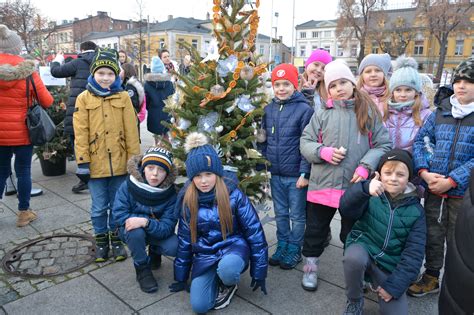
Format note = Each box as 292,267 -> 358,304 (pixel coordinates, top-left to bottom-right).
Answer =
2,234 -> 95,278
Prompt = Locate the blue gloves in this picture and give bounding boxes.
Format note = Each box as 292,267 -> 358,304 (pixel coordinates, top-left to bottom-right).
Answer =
76,163 -> 90,183
250,278 -> 267,295
169,281 -> 189,293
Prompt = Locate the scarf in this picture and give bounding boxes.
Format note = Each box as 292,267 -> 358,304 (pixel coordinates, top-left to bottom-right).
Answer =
450,95 -> 474,119
363,84 -> 386,97
165,62 -> 175,73
388,99 -> 415,111
198,189 -> 216,205
86,75 -> 123,97
127,175 -> 175,206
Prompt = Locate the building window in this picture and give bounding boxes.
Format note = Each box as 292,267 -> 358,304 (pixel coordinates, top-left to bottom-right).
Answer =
350,45 -> 357,57
113,43 -> 118,50
192,39 -> 198,49
324,30 -> 331,38
312,31 -> 318,38
259,44 -> 264,55
323,45 -> 330,53
300,31 -> 306,39
414,40 -> 424,55
311,44 -> 318,51
337,45 -> 344,57
159,39 -> 165,49
371,46 -> 379,54
455,40 -> 464,56
300,46 -> 306,57
107,43 -> 111,48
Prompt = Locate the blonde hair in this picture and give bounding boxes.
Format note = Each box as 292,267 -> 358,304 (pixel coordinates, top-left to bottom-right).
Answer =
183,176 -> 233,243
384,93 -> 423,126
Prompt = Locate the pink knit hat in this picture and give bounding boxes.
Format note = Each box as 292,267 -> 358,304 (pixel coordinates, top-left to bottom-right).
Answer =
304,49 -> 332,69
324,60 -> 356,93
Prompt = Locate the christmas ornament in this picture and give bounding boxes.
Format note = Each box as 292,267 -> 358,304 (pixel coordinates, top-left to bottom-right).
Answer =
198,112 -> 219,132
214,143 -> 224,157
236,95 -> 255,112
240,65 -> 254,81
178,118 -> 191,130
256,128 -> 266,143
210,84 -> 225,97
215,125 -> 224,133
244,148 -> 262,159
201,38 -> 220,63
217,55 -> 238,77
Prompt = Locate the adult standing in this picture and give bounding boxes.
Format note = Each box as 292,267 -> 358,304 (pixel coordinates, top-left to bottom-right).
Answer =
159,49 -> 178,74
50,41 -> 97,193
0,24 -> 53,227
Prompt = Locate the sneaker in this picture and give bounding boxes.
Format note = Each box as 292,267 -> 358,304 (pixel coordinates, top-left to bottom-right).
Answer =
301,257 -> 318,291
110,231 -> 128,262
31,187 -> 43,197
94,233 -> 110,263
214,282 -> 238,310
280,243 -> 302,270
135,263 -> 158,293
343,298 -> 364,315
407,273 -> 439,297
269,241 -> 287,266
16,210 -> 37,227
72,180 -> 88,193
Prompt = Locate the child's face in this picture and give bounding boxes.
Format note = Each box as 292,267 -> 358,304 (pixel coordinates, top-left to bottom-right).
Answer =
118,52 -> 127,64
93,67 -> 116,89
453,79 -> 474,105
144,165 -> 167,187
273,79 -> 295,101
306,61 -> 325,81
328,79 -> 354,100
392,86 -> 417,103
380,162 -> 409,198
193,172 -> 217,193
361,66 -> 385,88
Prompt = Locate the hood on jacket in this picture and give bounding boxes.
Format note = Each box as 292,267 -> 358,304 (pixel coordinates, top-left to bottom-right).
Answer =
126,76 -> 145,104
272,90 -> 310,106
434,85 -> 454,107
144,72 -> 171,83
0,57 -> 35,84
77,50 -> 96,65
127,154 -> 177,189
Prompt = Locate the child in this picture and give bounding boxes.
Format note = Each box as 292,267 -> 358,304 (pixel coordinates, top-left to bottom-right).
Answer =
113,147 -> 178,293
357,53 -> 392,117
300,60 -> 392,291
144,56 -> 175,143
170,132 -> 268,313
259,63 -> 313,269
122,63 -> 146,138
299,49 -> 332,111
340,149 -> 426,315
385,55 -> 432,152
408,56 -> 474,297
73,47 -> 140,262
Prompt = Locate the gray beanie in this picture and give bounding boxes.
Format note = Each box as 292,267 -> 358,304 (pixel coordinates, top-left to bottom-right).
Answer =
358,53 -> 392,76
0,24 -> 22,55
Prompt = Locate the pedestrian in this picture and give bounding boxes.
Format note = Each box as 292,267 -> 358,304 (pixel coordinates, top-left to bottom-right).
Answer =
178,54 -> 192,76
169,132 -> 268,313
159,49 -> 177,74
300,60 -> 392,291
73,47 -> 140,262
118,50 -> 131,66
340,149 -> 426,315
259,64 -> 313,270
113,146 -> 178,293
357,53 -> 392,117
0,24 -> 54,227
50,40 -> 97,193
408,56 -> 474,297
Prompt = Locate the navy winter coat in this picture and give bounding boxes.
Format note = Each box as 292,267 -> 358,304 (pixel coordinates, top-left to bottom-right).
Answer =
174,172 -> 268,282
50,51 -> 95,135
144,72 -> 175,135
260,91 -> 314,177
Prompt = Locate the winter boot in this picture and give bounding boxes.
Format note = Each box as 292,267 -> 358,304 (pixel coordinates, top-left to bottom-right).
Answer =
280,243 -> 302,270
16,209 -> 37,227
110,230 -> 128,262
94,233 -> 110,262
343,298 -> 364,315
301,257 -> 319,291
407,273 -> 439,297
149,246 -> 162,270
135,263 -> 158,293
269,241 -> 287,266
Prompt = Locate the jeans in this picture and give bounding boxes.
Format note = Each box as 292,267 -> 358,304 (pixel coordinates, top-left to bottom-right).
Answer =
88,175 -> 126,234
120,227 -> 178,266
0,145 -> 33,210
343,244 -> 408,315
270,175 -> 307,246
190,254 -> 245,314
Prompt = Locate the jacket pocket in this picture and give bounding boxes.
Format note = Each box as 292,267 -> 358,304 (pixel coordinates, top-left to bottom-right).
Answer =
110,99 -> 126,109
89,133 -> 99,155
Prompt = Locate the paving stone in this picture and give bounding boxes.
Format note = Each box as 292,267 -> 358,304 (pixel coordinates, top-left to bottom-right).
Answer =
28,267 -> 43,276
0,281 -> 7,288
67,271 -> 83,279
35,280 -> 55,291
11,281 -> 36,296
43,266 -> 61,275
0,216 -> 39,245
20,252 -> 33,260
28,245 -> 43,253
6,277 -> 23,285
81,263 -> 98,273
0,290 -> 18,306
38,258 -> 55,267
64,248 -> 77,256
50,249 -> 64,258
44,243 -> 60,251
19,260 -> 37,270
33,251 -> 50,259
52,275 -> 67,283
29,278 -> 46,285
29,203 -> 90,234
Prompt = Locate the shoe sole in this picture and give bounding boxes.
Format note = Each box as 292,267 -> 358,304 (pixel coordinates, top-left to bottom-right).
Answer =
114,255 -> 127,262
141,285 -> 158,293
31,191 -> 43,197
280,263 -> 297,270
269,259 -> 280,266
301,283 -> 318,291
407,288 -> 439,297
214,285 -> 238,310
95,258 -> 108,263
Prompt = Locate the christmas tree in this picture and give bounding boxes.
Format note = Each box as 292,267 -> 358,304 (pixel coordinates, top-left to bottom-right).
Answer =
163,0 -> 271,202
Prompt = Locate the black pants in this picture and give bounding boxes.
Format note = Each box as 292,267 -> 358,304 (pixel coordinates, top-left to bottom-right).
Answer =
302,202 -> 355,258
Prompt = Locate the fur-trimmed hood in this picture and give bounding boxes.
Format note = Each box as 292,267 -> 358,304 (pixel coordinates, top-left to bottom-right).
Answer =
127,154 -> 177,188
126,76 -> 145,105
144,72 -> 171,82
0,55 -> 35,84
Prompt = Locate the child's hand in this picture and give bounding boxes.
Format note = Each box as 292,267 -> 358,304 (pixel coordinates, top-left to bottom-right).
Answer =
369,172 -> 384,196
429,177 -> 454,194
376,286 -> 393,302
331,147 -> 347,165
420,171 -> 444,185
296,176 -> 309,188
125,217 -> 148,231
301,75 -> 318,89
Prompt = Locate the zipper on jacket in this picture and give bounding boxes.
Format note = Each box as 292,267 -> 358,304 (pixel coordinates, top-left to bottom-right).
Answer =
374,194 -> 397,259
108,152 -> 114,176
447,119 -> 461,173
275,100 -> 284,174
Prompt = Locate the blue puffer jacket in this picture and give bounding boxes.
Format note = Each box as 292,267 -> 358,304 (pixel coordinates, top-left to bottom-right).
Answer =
174,172 -> 268,282
260,91 -> 314,177
144,72 -> 175,135
113,155 -> 178,239
413,90 -> 474,197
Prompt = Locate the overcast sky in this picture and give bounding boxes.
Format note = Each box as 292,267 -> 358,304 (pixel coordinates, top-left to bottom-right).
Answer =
31,0 -> 339,46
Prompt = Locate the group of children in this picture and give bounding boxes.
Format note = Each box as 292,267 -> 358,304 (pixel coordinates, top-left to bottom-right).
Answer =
72,46 -> 473,314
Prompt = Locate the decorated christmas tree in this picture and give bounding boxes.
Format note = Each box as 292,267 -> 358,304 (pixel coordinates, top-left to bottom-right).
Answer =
163,0 -> 271,202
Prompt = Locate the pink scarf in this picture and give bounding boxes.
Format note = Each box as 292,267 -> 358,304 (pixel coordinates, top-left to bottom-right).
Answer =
362,84 -> 387,116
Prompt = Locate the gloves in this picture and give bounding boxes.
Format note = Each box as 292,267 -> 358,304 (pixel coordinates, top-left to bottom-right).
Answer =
320,147 -> 335,163
76,163 -> 90,183
169,281 -> 189,293
250,278 -> 267,295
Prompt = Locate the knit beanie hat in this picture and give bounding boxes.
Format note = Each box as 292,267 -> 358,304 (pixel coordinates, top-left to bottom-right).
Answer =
0,24 -> 22,55
140,146 -> 173,175
151,56 -> 165,73
90,47 -> 120,76
324,60 -> 357,92
377,148 -> 414,180
358,53 -> 392,76
452,56 -> 474,84
305,49 -> 333,69
389,55 -> 422,93
271,63 -> 299,89
184,132 -> 223,179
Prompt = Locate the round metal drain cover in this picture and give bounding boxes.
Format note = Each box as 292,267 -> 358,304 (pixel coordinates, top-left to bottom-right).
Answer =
2,234 -> 95,278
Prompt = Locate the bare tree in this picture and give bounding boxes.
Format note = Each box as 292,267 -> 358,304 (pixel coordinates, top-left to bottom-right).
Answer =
336,0 -> 387,64
368,14 -> 414,58
414,0 -> 473,80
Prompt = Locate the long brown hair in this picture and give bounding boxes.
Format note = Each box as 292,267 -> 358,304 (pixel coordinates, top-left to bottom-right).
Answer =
183,176 -> 233,243
384,93 -> 423,126
353,87 -> 382,134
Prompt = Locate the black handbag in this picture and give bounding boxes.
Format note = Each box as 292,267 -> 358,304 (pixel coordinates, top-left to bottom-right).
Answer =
26,75 -> 56,146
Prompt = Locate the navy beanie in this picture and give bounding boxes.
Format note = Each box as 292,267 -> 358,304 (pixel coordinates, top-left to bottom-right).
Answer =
184,132 -> 223,179
141,146 -> 173,175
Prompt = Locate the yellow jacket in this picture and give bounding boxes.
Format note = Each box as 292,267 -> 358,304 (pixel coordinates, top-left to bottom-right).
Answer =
73,90 -> 140,178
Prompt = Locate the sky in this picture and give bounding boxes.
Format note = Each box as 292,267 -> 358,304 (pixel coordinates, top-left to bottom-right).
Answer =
30,0 -> 339,46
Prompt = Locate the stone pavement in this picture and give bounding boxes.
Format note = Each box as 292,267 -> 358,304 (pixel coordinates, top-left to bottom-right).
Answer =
0,125 -> 438,314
